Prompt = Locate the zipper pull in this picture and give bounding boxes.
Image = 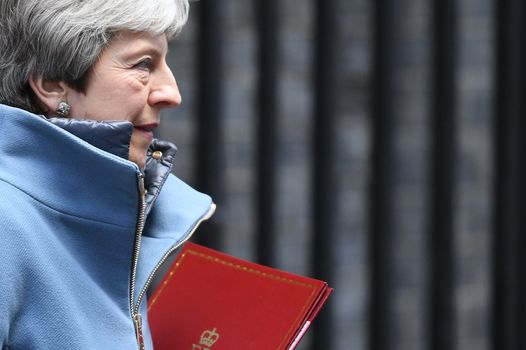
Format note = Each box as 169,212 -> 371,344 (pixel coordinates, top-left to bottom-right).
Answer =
138,174 -> 146,198
133,313 -> 145,350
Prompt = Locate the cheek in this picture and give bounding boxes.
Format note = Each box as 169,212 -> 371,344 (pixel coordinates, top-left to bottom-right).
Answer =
94,78 -> 147,117
74,70 -> 150,121
106,75 -> 145,101
119,77 -> 149,104
122,74 -> 147,91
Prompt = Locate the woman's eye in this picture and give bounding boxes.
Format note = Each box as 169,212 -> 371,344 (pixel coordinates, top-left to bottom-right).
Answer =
133,58 -> 153,71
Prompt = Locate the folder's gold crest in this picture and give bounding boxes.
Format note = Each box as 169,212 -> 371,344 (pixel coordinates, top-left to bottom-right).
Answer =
192,327 -> 219,349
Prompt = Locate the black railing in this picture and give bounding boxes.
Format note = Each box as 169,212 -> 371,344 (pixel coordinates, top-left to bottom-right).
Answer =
310,0 -> 337,348
492,1 -> 526,350
428,0 -> 457,349
255,0 -> 279,267
368,1 -> 396,349
194,0 -> 224,249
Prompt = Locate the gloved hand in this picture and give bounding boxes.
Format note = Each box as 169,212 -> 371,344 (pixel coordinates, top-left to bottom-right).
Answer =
143,139 -> 178,216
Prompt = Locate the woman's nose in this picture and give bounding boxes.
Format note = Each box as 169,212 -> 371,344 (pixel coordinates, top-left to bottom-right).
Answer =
148,65 -> 182,108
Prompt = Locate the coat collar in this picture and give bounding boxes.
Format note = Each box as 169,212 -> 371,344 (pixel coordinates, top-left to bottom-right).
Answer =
46,116 -> 133,161
46,116 -> 179,217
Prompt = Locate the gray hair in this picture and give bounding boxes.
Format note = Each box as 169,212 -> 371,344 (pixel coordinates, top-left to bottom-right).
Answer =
0,0 -> 189,113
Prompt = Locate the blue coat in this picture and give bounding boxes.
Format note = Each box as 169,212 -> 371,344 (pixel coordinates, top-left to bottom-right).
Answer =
0,104 -> 215,349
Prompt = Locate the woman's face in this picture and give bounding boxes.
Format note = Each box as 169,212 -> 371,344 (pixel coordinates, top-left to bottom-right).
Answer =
67,31 -> 181,168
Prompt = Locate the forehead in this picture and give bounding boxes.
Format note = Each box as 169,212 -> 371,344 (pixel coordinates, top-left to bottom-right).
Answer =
103,31 -> 169,58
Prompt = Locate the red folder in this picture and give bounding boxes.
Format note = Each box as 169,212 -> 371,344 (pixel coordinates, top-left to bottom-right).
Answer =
147,242 -> 332,350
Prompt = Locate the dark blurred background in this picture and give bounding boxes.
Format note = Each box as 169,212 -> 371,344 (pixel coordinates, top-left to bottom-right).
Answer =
157,0 -> 525,349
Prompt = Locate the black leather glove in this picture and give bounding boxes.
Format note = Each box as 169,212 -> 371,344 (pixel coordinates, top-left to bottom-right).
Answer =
143,139 -> 178,216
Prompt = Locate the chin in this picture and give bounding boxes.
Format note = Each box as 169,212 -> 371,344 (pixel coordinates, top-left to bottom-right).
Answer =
129,154 -> 147,169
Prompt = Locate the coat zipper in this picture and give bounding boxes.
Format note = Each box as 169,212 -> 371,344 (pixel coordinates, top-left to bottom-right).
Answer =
130,172 -> 216,350
131,172 -> 147,350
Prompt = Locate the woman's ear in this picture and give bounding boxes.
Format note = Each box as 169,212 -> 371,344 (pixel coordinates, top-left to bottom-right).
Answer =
28,75 -> 69,115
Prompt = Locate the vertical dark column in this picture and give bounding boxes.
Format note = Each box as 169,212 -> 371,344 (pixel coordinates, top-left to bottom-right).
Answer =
491,1 -> 526,349
428,1 -> 458,349
367,1 -> 396,350
194,0 -> 224,249
310,0 -> 337,348
254,0 -> 278,267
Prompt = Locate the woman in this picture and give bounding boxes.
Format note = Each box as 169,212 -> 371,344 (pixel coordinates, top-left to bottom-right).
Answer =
0,0 -> 214,349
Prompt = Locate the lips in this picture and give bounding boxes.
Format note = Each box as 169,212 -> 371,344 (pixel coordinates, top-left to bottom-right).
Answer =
133,122 -> 158,141
134,122 -> 159,132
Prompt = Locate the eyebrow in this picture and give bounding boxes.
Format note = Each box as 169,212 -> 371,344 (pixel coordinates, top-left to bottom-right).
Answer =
124,46 -> 165,60
115,37 -> 168,61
